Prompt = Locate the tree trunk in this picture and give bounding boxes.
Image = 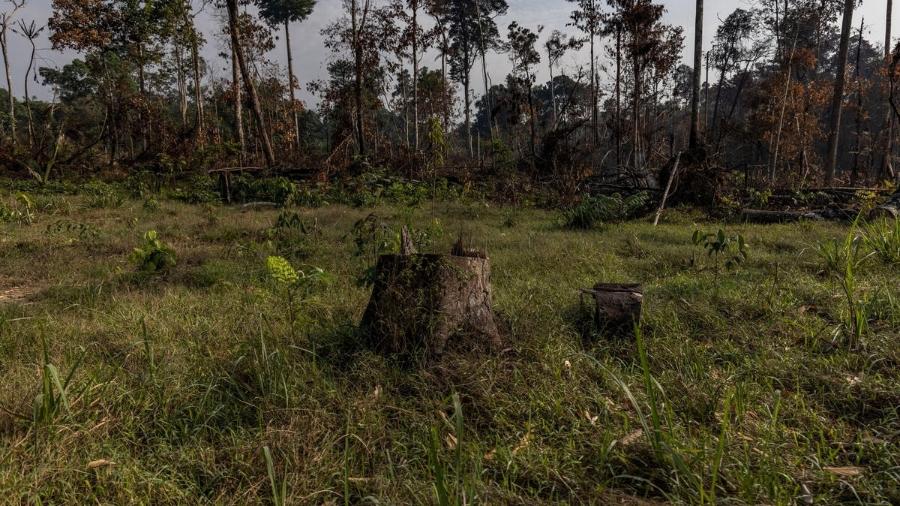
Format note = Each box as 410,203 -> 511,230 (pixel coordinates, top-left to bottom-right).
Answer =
881,0 -> 896,180
439,29 -> 450,133
581,283 -> 643,335
1,27 -> 15,146
361,253 -> 502,358
176,47 -> 188,126
689,0 -> 703,150
825,0 -> 856,186
412,0 -> 420,152
226,0 -> 275,166
352,0 -> 367,157
24,40 -> 35,149
231,39 -> 246,162
183,2 -> 204,143
590,24 -> 598,147
474,0 -> 495,147
616,23 -> 622,168
852,17 -> 864,185
464,69 -> 473,158
285,21 -> 301,152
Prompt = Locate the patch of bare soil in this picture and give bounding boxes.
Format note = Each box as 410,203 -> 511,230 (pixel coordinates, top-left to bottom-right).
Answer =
0,280 -> 38,304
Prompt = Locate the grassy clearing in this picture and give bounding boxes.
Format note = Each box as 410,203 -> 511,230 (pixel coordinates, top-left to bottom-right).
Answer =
0,187 -> 897,504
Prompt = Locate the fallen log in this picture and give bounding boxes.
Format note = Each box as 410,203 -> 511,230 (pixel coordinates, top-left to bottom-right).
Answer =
360,251 -> 502,358
581,283 -> 643,335
740,209 -> 827,223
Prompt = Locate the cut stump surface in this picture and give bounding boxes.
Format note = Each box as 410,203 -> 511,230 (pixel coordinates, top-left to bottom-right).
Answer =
582,283 -> 643,334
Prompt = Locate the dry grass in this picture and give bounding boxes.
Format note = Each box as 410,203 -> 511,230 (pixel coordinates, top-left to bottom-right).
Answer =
0,186 -> 897,504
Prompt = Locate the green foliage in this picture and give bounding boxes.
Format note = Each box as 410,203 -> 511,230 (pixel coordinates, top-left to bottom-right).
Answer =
817,217 -> 873,348
232,176 -> 297,205
82,180 -> 125,208
747,188 -> 772,208
32,336 -> 85,426
130,230 -> 177,273
171,175 -> 221,204
692,228 -> 749,273
45,220 -> 100,241
863,218 -> 900,265
265,255 -> 327,335
266,255 -> 301,286
349,214 -> 400,285
263,446 -> 287,506
563,192 -> 650,229
264,211 -> 323,260
0,193 -> 35,224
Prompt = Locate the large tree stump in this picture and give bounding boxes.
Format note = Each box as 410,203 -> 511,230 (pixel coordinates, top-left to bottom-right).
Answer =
581,283 -> 643,334
361,253 -> 501,357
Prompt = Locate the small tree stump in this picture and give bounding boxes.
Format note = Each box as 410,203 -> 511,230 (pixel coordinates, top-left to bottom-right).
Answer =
581,283 -> 643,334
361,253 -> 501,357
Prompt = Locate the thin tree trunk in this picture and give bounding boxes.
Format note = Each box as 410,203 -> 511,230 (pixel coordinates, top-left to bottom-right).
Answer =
689,0 -> 703,150
352,0 -> 367,157
590,24 -> 598,147
475,0 -> 495,146
712,48 -> 731,144
440,32 -> 450,132
548,56 -> 557,125
285,20 -> 301,152
1,27 -> 15,145
226,0 -> 275,166
464,70 -> 473,157
182,2 -> 204,142
176,47 -> 188,126
881,0 -> 896,179
24,38 -> 35,149
616,23 -> 622,168
825,0 -> 856,185
412,0 -> 420,151
852,17 -> 864,185
231,39 -> 246,162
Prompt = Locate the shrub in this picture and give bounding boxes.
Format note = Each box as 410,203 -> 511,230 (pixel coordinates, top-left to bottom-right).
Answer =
563,192 -> 650,229
231,176 -> 297,205
0,193 -> 35,224
692,229 -> 749,274
82,180 -> 125,208
264,211 -> 322,260
171,175 -> 221,204
130,230 -> 177,273
265,255 -> 327,333
863,218 -> 900,265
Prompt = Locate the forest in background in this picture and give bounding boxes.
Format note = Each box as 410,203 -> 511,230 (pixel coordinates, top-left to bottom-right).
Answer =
0,0 -> 898,204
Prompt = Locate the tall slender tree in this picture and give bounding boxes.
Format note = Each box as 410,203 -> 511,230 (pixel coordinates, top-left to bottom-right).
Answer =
881,0 -> 896,179
13,19 -> 42,149
689,0 -> 703,150
567,0 -> 602,146
225,0 -> 275,165
824,0 -> 856,185
0,0 -> 25,145
506,21 -> 541,162
256,0 -> 316,153
446,0 -> 506,158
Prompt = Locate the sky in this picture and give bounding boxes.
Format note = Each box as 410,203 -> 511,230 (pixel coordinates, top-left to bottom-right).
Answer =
3,0 -> 898,106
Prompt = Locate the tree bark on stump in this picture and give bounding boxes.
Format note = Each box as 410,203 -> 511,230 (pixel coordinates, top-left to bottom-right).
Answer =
582,283 -> 643,334
361,254 -> 501,358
